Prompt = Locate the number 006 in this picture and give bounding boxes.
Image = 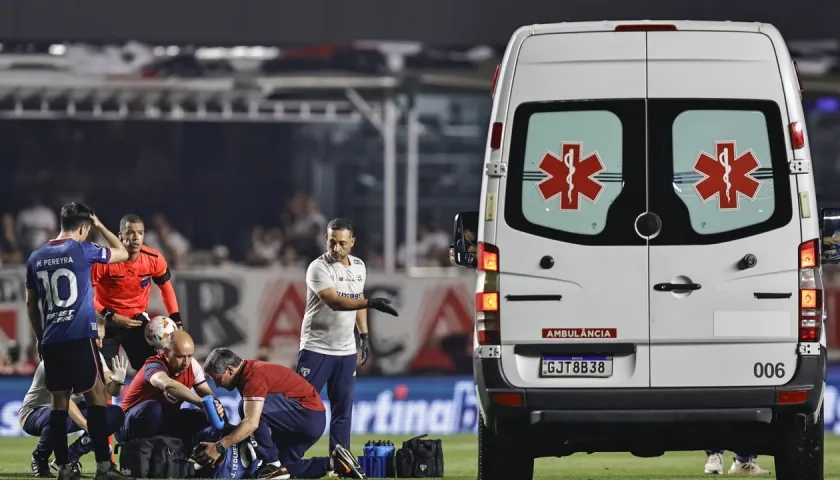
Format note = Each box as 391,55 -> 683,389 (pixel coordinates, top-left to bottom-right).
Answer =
753,362 -> 785,378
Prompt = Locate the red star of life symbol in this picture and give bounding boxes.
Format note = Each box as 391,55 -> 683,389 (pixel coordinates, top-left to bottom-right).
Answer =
692,141 -> 762,210
536,142 -> 606,211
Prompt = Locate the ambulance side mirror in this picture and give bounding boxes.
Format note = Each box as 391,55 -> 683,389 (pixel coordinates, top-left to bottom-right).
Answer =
820,207 -> 840,265
450,211 -> 478,268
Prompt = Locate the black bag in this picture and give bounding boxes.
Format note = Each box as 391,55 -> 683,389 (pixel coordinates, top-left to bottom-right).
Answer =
115,436 -> 194,478
395,434 -> 444,478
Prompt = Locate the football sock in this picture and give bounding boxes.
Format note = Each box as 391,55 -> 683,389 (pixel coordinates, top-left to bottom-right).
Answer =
49,409 -> 69,466
86,405 -> 112,464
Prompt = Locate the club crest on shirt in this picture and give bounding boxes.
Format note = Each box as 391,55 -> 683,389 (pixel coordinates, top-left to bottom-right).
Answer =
300,368 -> 310,378
338,275 -> 364,284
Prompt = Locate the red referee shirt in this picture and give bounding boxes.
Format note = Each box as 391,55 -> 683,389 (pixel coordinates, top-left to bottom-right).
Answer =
91,246 -> 178,317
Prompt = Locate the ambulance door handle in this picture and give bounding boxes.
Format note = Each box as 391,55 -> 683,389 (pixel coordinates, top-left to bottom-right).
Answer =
653,282 -> 702,292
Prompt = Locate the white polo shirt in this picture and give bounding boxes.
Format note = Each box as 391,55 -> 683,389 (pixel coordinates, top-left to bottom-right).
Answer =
301,253 -> 367,356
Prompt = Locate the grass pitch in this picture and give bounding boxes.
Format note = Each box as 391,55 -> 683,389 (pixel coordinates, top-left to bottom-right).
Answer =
0,434 -> 839,479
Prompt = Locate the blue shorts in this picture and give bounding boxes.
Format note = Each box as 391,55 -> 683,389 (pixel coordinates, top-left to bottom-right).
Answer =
42,338 -> 104,394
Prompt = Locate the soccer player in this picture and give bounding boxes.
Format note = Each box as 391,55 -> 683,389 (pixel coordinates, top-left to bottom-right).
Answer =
117,330 -> 224,447
24,202 -> 130,480
20,316 -> 128,477
196,348 -> 365,479
297,218 -> 398,454
92,214 -> 184,370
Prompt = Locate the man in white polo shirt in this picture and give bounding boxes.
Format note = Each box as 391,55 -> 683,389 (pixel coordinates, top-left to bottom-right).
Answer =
20,317 -> 129,478
297,217 -> 398,455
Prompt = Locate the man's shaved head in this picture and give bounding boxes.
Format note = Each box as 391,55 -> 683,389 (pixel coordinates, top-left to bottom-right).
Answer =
169,330 -> 194,352
163,329 -> 195,375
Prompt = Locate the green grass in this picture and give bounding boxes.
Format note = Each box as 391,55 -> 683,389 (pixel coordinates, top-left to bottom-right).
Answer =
1,434 -> 839,479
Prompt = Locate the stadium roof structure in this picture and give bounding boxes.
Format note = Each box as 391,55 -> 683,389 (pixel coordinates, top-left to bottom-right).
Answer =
0,61 -> 496,274
0,62 -> 836,123
0,71 -> 490,123
0,41 -> 837,273
0,36 -> 837,122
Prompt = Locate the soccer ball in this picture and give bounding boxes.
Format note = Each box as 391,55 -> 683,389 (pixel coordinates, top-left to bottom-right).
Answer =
144,316 -> 176,350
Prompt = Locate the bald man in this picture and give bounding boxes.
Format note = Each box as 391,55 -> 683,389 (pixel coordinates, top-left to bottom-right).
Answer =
116,330 -> 224,445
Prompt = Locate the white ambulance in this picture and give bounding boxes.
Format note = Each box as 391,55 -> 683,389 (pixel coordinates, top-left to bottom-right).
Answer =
450,20 -> 836,480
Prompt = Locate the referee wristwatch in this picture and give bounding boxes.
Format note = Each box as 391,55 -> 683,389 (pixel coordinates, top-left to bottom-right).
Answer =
214,441 -> 226,455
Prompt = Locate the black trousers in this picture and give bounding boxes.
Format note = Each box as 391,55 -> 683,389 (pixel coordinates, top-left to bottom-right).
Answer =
100,328 -> 158,371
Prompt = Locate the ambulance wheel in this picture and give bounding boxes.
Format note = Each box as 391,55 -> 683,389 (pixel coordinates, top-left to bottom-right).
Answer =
774,405 -> 824,480
477,414 -> 534,480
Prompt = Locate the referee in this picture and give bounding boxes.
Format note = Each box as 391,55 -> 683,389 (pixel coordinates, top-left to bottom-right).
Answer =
92,214 -> 184,370
296,218 -> 398,454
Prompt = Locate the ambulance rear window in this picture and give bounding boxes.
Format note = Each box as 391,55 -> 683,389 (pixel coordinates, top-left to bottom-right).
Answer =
647,99 -> 793,246
504,99 -> 791,246
504,100 -> 647,246
671,110 -> 776,235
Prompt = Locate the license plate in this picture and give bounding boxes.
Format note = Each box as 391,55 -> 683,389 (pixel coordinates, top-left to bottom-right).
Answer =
540,356 -> 613,378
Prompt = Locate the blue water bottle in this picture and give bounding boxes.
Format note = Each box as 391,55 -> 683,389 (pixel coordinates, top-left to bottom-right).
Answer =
359,441 -> 373,476
374,441 -> 389,458
202,395 -> 225,430
373,441 -> 389,477
384,441 -> 396,478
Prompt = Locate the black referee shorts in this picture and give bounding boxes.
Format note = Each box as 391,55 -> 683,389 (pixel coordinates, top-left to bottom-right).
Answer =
101,327 -> 158,371
42,338 -> 105,394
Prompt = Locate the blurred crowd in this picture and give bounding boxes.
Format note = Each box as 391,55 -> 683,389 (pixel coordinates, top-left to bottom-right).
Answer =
0,191 -> 454,270
0,192 -> 457,376
0,341 -> 38,377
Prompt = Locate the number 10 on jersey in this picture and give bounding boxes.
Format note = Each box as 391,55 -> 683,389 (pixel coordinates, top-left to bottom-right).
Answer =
36,268 -> 79,319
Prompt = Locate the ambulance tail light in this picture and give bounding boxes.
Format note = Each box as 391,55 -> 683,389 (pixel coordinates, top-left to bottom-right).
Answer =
490,122 -> 503,150
777,389 -> 809,405
476,309 -> 501,345
476,292 -> 499,312
799,239 -> 823,342
477,242 -> 499,272
476,291 -> 501,345
790,121 -> 806,150
491,392 -> 523,407
476,242 -> 500,345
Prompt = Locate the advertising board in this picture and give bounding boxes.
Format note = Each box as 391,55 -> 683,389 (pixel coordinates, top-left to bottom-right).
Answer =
0,376 -> 479,437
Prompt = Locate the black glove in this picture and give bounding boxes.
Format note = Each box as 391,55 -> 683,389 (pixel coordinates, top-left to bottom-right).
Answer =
367,298 -> 398,317
359,333 -> 370,365
133,312 -> 151,325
